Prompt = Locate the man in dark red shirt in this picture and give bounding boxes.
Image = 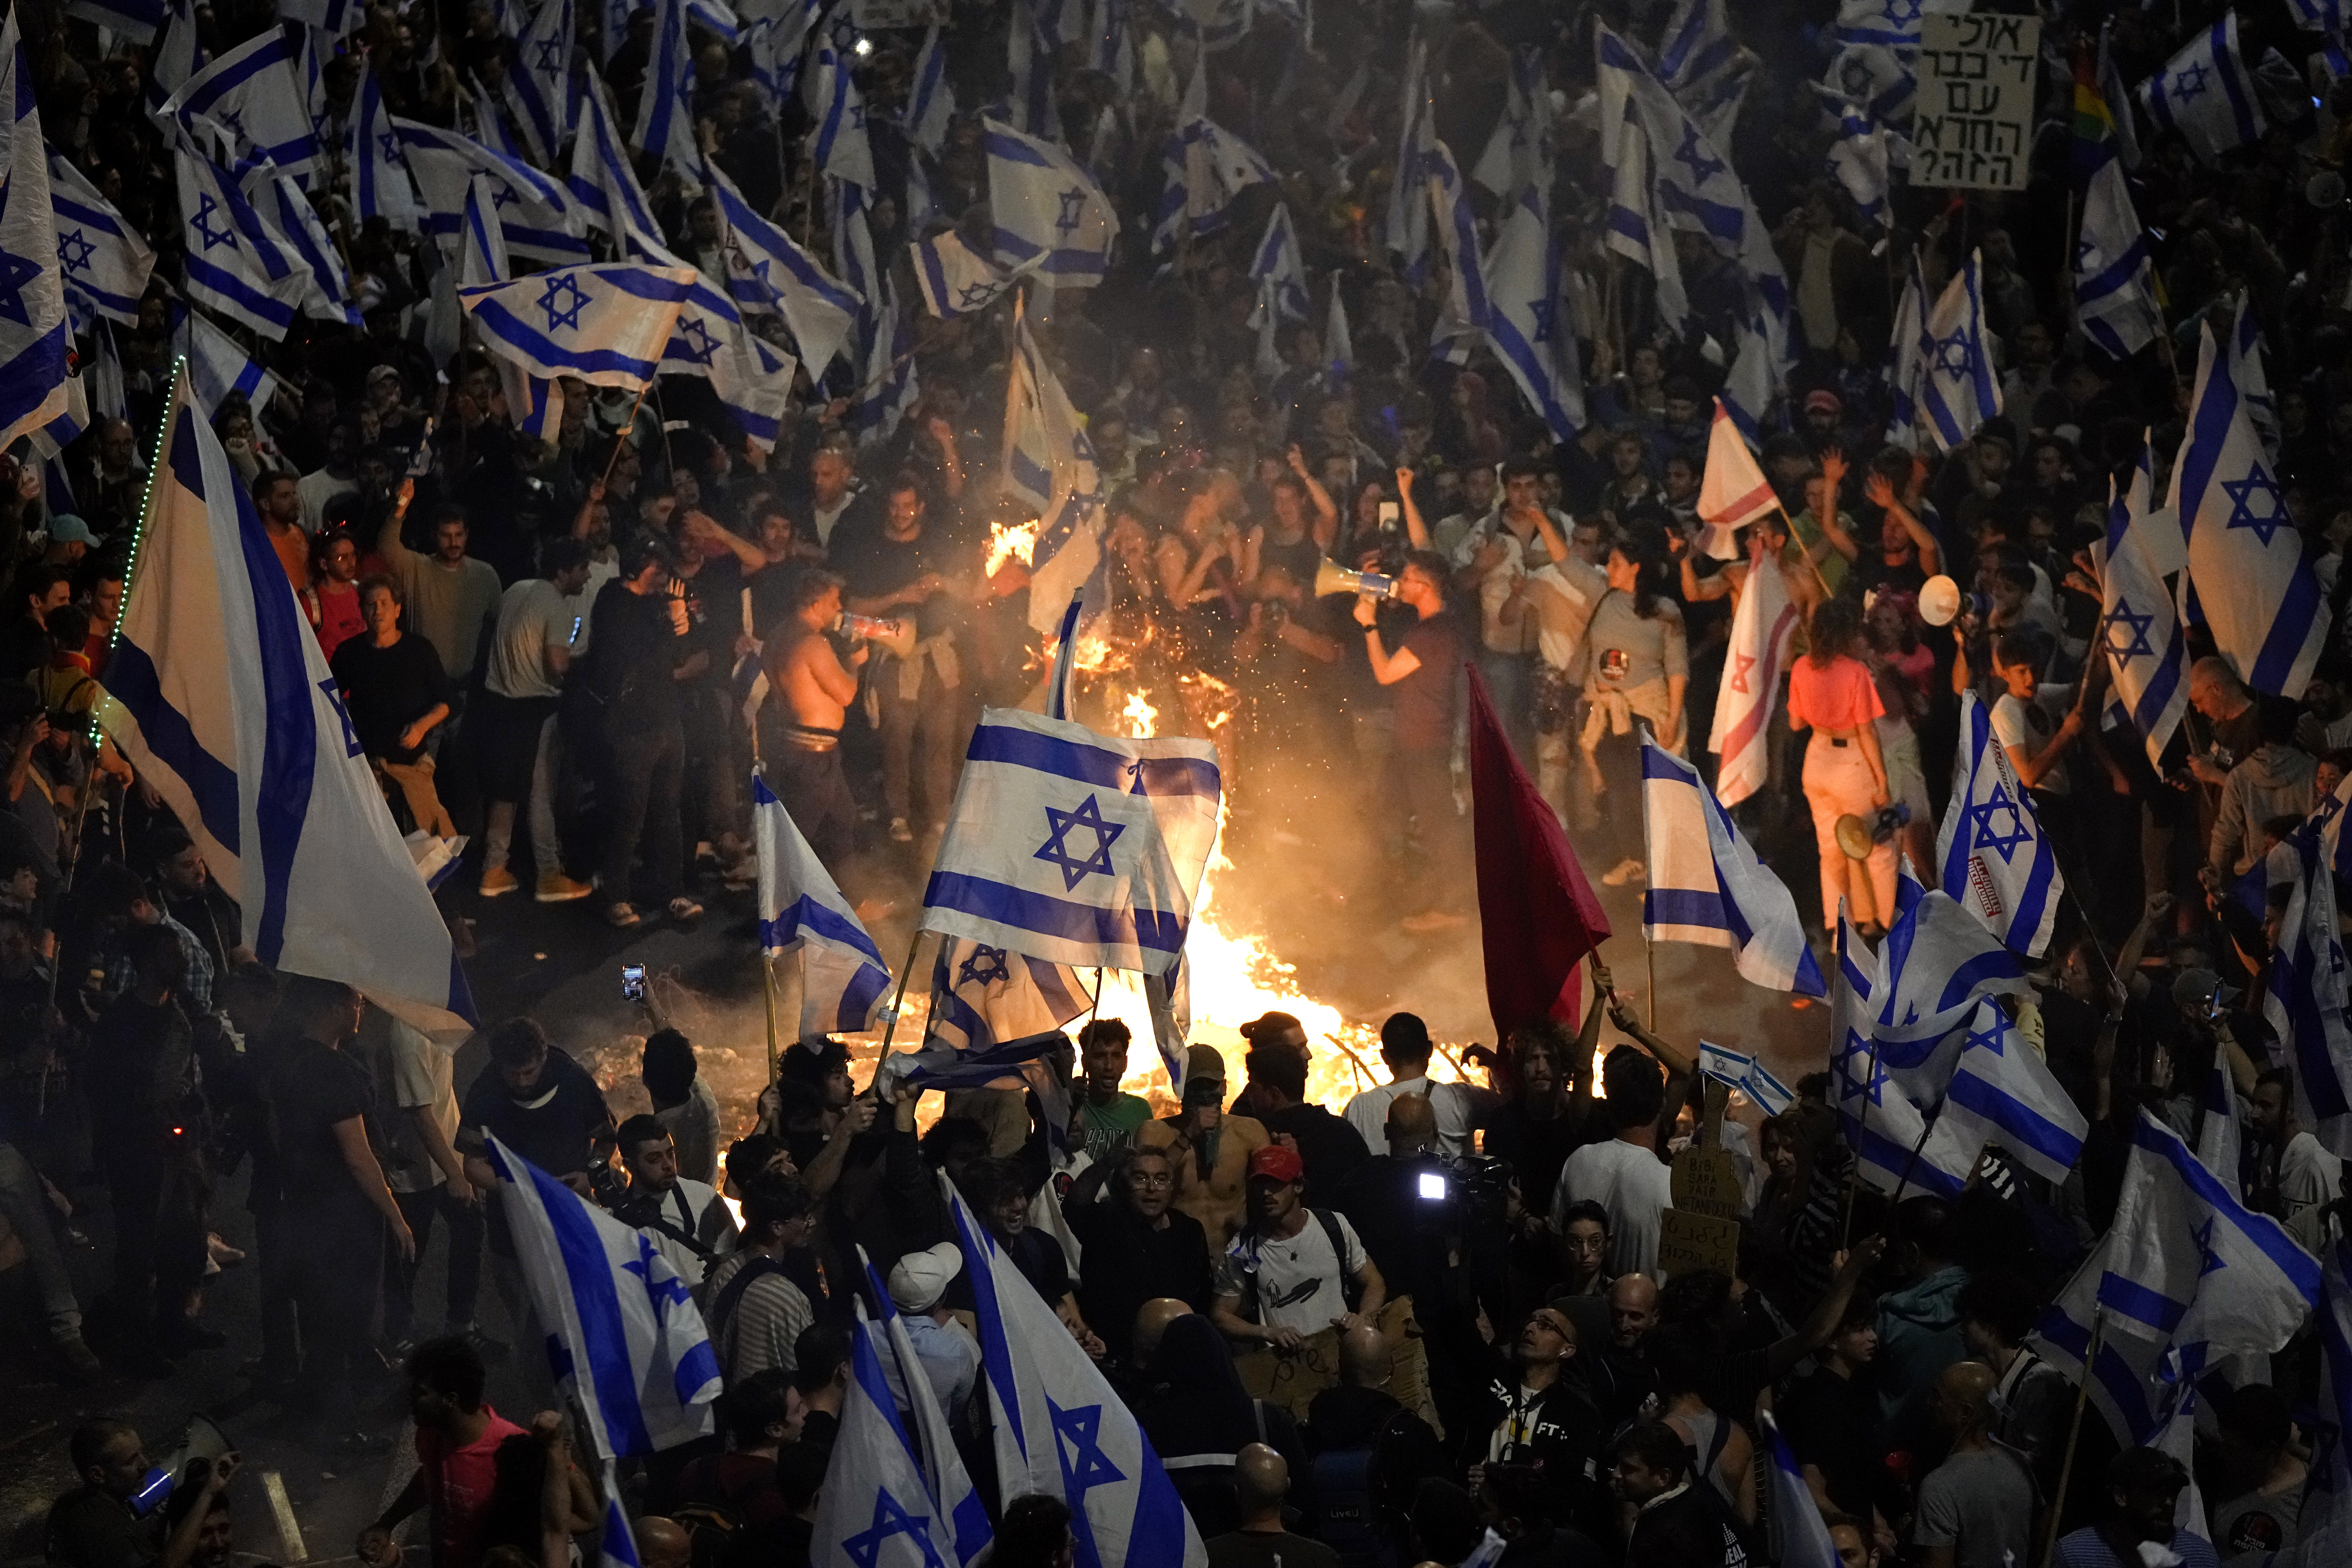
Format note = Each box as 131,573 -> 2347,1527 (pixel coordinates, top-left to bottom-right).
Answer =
1352,553 -> 1467,931
356,1338 -> 527,1568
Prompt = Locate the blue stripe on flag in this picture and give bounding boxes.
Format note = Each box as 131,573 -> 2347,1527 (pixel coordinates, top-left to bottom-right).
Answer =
760,893 -> 888,967
2250,559 -> 2324,695
102,638 -> 241,853
2137,1115 -> 2326,1295
947,1190 -> 1028,1462
2096,1273 -> 2189,1335
469,299 -> 662,380
1643,887 -> 1728,930
923,870 -> 1187,958
964,722 -> 1220,798
530,1157 -> 656,1454
1946,1070 -> 2080,1169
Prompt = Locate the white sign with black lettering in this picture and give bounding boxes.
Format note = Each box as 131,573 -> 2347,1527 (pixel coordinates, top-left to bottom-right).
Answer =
1914,12 -> 2041,192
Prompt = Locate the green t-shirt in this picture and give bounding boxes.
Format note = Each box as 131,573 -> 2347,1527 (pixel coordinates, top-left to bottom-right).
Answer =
1075,1093 -> 1153,1159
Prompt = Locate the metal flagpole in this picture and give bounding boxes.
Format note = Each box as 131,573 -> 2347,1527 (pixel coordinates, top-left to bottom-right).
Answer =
873,928 -> 926,1060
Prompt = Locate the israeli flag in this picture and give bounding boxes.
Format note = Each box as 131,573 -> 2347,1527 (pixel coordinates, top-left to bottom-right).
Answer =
1871,866 -> 2035,1076
2172,320 -> 2331,699
745,5 -> 817,111
2032,1112 -> 2319,1444
1829,913 -> 1975,1198
1937,689 -> 2063,957
67,0 -> 164,44
1939,1000 -> 2090,1186
2198,1054 -> 2245,1200
904,24 -> 955,155
852,279 -> 915,451
50,154 -> 157,328
1641,741 -> 1825,997
2230,292 -> 2281,466
1247,203 -> 1310,324
705,161 -> 861,374
875,1029 -> 1069,1100
632,0 -> 699,171
1150,58 -> 1277,252
754,772 -> 891,1038
1005,0 -> 1057,141
815,1302 -> 989,1568
2287,1238 -> 2352,1568
348,63 -> 420,232
87,319 -> 126,427
2075,79 -> 2159,359
1659,0 -> 1750,147
1707,533 -> 1800,807
2099,442 -> 2190,767
175,151 -> 306,340
922,708 -> 1220,973
1383,40 -> 1432,277
461,264 -> 698,389
1698,1041 -> 1794,1116
1759,1411 -> 1838,1568
1480,192 -> 1585,440
177,308 -> 281,419
1324,274 -> 1353,382
465,75 -> 526,163
458,176 -> 560,445
569,72 -> 675,259
1473,49 -> 1552,206
912,229 -> 1013,319
928,935 -> 1092,1051
1884,250 -> 1928,451
94,366 -> 474,1029
1597,84 -> 1686,338
161,25 -> 320,184
1917,250 -> 1999,451
150,0 -> 203,108
507,0 -> 571,164
2140,13 -> 2266,164
856,1249 -> 992,1565
1044,593 -> 1084,721
485,1133 -> 720,1455
397,119 -> 589,264
2263,821 -> 2352,1158
806,39 -> 876,190
1821,92 -> 1891,229
830,180 -> 878,330
1424,139 -> 1487,366
986,118 -> 1120,286
945,1174 -> 1205,1568
0,19 -> 68,452
1005,303 -> 1110,634
265,170 -> 362,326
1832,0 -> 1921,53
669,281 -> 800,453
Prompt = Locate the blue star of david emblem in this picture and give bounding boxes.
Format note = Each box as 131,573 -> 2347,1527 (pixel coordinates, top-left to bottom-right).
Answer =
1962,1013 -> 2007,1057
191,193 -> 237,251
1528,295 -> 1557,343
842,1488 -> 946,1568
2102,597 -> 2157,662
1049,1396 -> 1129,1498
55,228 -> 95,274
1966,782 -> 2034,863
1035,793 -> 1125,890
673,314 -> 720,366
957,945 -> 1012,989
1833,1030 -> 1889,1106
620,1233 -> 695,1311
534,35 -> 565,72
849,102 -> 867,131
378,128 -> 402,162
2191,1216 -> 2228,1277
1929,328 -> 1976,380
1054,187 -> 1088,235
2171,62 -> 2211,104
1884,0 -> 1922,21
955,280 -> 999,310
2222,462 -> 2289,546
491,182 -> 519,209
538,272 -> 589,332
214,105 -> 248,143
1672,124 -> 1723,187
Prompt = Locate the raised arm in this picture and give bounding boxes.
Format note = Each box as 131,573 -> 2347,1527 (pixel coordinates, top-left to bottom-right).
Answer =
378,477 -> 420,566
1396,467 -> 1432,551
1291,445 -> 1339,546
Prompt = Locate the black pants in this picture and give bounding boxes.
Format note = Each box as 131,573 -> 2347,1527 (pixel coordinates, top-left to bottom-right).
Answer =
598,721 -> 686,907
103,1150 -> 205,1338
286,1197 -> 385,1420
770,742 -> 857,871
390,1185 -> 485,1342
1399,745 -> 1465,909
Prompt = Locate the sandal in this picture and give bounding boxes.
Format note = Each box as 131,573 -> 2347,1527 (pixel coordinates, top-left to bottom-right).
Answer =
667,897 -> 705,922
603,902 -> 641,929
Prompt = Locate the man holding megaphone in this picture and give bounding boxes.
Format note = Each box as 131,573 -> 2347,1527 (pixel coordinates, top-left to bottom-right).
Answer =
1351,553 -> 1471,932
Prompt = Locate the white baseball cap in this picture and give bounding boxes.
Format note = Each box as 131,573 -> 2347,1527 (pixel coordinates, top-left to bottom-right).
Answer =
888,1241 -> 963,1314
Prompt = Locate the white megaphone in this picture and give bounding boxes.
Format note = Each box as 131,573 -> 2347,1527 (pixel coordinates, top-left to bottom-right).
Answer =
836,612 -> 920,659
1312,559 -> 1400,599
1917,574 -> 1993,629
129,1415 -> 233,1518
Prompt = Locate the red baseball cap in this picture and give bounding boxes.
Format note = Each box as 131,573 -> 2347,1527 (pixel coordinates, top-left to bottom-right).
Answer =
1247,1144 -> 1304,1184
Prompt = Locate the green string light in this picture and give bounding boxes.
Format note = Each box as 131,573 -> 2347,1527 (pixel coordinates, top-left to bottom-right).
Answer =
84,354 -> 185,751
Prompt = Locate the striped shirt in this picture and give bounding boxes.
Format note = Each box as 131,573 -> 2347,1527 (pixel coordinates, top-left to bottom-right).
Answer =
702,1251 -> 814,1384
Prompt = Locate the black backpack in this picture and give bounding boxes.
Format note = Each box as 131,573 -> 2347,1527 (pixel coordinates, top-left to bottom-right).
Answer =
1236,1208 -> 1363,1320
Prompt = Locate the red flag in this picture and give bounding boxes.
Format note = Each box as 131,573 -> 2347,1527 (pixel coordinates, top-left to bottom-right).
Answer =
1469,664 -> 1610,1038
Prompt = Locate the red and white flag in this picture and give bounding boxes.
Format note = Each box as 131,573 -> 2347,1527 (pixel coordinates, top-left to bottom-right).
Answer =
1707,534 -> 1799,807
1695,396 -> 1776,558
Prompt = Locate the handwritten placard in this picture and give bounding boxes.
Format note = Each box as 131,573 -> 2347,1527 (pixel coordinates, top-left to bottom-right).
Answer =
1914,12 -> 2041,191
1657,1208 -> 1741,1280
1672,1145 -> 1743,1221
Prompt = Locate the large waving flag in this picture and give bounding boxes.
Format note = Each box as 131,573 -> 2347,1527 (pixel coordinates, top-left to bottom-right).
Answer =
1833,0 -> 1920,53
986,118 -> 1120,286
2264,821 -> 2352,1157
0,19 -> 68,452
1597,51 -> 1688,338
95,366 -> 474,1029
347,63 -> 420,231
805,38 -> 876,190
458,175 -> 560,445
1640,741 -> 1825,997
397,119 -> 589,263
1707,533 -> 1799,806
1830,913 -> 1975,1197
2288,1239 -> 2352,1568
177,307 -> 281,419
1247,202 -> 1309,324
927,936 -> 1092,1052
1659,0 -> 1750,147
2230,293 -> 2281,465
2139,13 -> 2265,164
633,0 -> 700,171
1870,868 -> 2035,1087
1938,999 -> 2090,1186
2032,1112 -> 2320,1451
813,1302 -> 988,1568
2074,54 -> 2159,360
507,0 -> 572,165
486,1131 -> 720,1454
1884,250 -> 1929,451
569,72 -> 671,258
1424,139 -> 1487,365
1479,193 -> 1584,439
860,1260 -> 991,1568
1150,58 -> 1276,252
460,264 -> 697,388
161,25 -> 319,184
912,229 -> 1012,319
921,707 -> 1221,974
175,151 -> 306,339
2100,441 -> 2189,767
1759,1412 -> 1837,1568
265,170 -> 361,326
755,772 -> 892,1038
1917,250 -> 2000,452
69,0 -> 164,43
1004,302 -> 1110,632
705,162 -> 861,374
945,1175 -> 1205,1568
2171,320 -> 2331,698
50,153 -> 156,328
1473,47 -> 1553,205
1936,690 -> 2064,957
1697,396 -> 1776,535
904,24 -> 955,155
1383,40 -> 1432,277
1819,90 -> 1890,230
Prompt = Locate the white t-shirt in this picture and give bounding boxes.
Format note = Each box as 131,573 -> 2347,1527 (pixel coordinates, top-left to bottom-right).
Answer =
635,1176 -> 737,1289
298,466 -> 357,535
1221,1210 -> 1368,1334
1551,1137 -> 1674,1278
486,577 -> 577,700
384,1017 -> 457,1196
1342,1077 -> 1500,1160
1990,684 -> 2074,796
564,558 -> 620,656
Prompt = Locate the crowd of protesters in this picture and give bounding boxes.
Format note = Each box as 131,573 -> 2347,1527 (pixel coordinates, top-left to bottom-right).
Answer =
20,0 -> 2352,1565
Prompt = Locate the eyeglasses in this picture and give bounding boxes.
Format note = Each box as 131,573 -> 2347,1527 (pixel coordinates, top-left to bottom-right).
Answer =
1130,1173 -> 1173,1190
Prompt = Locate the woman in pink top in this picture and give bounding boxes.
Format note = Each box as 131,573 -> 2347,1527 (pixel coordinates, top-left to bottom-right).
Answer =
1787,596 -> 1895,935
304,531 -> 367,661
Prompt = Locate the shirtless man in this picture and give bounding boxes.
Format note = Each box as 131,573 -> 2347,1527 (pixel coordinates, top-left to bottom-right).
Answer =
761,569 -> 866,870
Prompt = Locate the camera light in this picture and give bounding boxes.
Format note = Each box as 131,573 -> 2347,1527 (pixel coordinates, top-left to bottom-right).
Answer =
1416,1171 -> 1447,1202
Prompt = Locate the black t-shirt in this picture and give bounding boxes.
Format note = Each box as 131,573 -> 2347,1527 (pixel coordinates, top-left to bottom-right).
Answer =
330,634 -> 452,762
1205,1531 -> 1340,1568
1627,1483 -> 1754,1568
457,1045 -> 613,1181
1335,1155 -> 1452,1301
581,578 -> 688,719
1068,1200 -> 1216,1363
45,1486 -> 161,1568
1485,1102 -> 1581,1218
830,525 -> 963,639
1005,1225 -> 1071,1304
1394,611 -> 1466,751
1778,1365 -> 1885,1523
1253,1102 -> 1370,1209
265,1035 -> 376,1212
